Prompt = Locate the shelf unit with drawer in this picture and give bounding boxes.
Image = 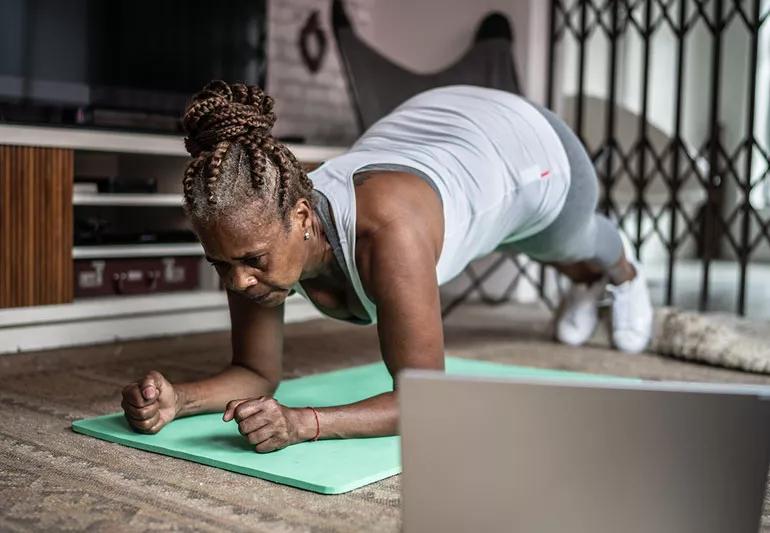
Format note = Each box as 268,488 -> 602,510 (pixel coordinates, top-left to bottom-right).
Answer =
0,124 -> 341,353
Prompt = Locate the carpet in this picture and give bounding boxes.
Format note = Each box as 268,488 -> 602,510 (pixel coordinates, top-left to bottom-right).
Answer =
1,302 -> 769,532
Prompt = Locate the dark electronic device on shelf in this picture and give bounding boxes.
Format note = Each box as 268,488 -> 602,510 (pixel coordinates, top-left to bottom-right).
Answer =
0,0 -> 267,133
75,176 -> 158,194
98,177 -> 158,194
74,213 -> 197,245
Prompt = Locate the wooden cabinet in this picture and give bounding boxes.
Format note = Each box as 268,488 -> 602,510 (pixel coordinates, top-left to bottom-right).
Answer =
0,145 -> 73,308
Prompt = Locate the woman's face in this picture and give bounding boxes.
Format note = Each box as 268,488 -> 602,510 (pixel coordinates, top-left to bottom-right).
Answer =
195,204 -> 309,307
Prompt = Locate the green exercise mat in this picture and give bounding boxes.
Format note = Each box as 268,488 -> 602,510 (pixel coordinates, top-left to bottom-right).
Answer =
72,356 -> 637,494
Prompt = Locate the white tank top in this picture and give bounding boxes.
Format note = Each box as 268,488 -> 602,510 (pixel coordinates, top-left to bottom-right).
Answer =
294,85 -> 571,324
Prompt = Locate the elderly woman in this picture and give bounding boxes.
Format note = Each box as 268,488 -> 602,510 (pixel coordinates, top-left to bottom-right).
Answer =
121,81 -> 652,452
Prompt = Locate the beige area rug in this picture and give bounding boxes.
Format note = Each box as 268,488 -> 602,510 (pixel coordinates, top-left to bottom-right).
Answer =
652,307 -> 770,373
1,302 -> 770,532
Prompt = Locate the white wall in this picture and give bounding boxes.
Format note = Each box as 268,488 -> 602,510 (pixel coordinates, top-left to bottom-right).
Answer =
359,0 -> 550,103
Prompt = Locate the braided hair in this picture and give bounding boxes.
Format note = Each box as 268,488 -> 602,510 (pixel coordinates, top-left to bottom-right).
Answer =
182,80 -> 314,226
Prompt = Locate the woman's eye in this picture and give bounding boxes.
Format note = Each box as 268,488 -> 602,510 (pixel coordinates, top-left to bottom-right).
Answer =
245,257 -> 266,269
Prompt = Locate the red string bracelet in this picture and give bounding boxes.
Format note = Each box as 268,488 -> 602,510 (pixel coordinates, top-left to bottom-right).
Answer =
307,407 -> 320,441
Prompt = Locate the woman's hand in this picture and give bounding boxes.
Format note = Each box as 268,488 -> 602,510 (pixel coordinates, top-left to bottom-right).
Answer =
121,370 -> 179,434
223,397 -> 309,453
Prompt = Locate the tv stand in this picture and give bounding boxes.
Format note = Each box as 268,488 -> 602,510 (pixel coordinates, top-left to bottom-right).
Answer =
0,124 -> 344,354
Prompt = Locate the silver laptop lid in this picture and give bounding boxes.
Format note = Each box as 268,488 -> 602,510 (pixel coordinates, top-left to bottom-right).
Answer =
399,370 -> 770,533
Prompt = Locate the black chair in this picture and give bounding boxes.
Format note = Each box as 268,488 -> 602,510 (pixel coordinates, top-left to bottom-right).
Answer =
331,0 -> 523,133
331,1 -> 545,316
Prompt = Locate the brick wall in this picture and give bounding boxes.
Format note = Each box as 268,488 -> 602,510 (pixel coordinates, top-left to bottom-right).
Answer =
267,0 -> 375,146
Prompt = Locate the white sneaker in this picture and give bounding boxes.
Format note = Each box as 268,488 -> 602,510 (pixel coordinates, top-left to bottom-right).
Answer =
555,280 -> 606,347
608,245 -> 654,353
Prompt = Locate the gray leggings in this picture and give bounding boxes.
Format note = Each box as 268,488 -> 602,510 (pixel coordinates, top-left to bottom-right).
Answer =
502,103 -> 623,270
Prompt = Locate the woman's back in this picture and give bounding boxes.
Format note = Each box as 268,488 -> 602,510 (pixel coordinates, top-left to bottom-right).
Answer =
310,85 -> 571,286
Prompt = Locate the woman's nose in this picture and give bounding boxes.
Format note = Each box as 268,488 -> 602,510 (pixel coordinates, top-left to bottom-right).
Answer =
231,268 -> 258,292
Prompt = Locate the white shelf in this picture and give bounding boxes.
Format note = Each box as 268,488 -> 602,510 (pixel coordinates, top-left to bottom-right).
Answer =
0,290 -> 227,328
0,123 -> 347,161
0,291 -> 323,354
0,291 -> 318,327
73,243 -> 204,259
74,192 -> 184,207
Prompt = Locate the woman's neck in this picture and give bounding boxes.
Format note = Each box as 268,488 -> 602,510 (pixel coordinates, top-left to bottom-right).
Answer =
301,210 -> 336,280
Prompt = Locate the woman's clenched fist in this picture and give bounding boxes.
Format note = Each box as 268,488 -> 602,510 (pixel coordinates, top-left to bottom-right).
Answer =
223,396 -> 308,453
121,370 -> 178,434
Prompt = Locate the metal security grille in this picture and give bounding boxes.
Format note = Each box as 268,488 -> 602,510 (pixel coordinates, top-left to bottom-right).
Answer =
442,0 -> 770,318
548,0 -> 770,315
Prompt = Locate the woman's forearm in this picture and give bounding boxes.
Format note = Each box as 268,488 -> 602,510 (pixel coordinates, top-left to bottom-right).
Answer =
294,391 -> 399,441
175,364 -> 276,417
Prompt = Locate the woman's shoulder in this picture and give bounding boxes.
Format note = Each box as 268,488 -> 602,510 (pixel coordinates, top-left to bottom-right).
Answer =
354,172 -> 439,235
353,171 -> 444,274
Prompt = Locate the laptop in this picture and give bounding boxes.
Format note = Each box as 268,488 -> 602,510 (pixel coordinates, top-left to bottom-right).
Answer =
399,370 -> 770,533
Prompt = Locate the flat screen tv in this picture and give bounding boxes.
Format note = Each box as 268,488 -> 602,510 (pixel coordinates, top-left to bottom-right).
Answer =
0,0 -> 267,133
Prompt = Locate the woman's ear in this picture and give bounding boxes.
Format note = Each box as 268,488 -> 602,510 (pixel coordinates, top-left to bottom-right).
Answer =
292,198 -> 313,233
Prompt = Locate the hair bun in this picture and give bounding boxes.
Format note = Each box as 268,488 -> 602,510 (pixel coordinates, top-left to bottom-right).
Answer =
183,80 -> 276,157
